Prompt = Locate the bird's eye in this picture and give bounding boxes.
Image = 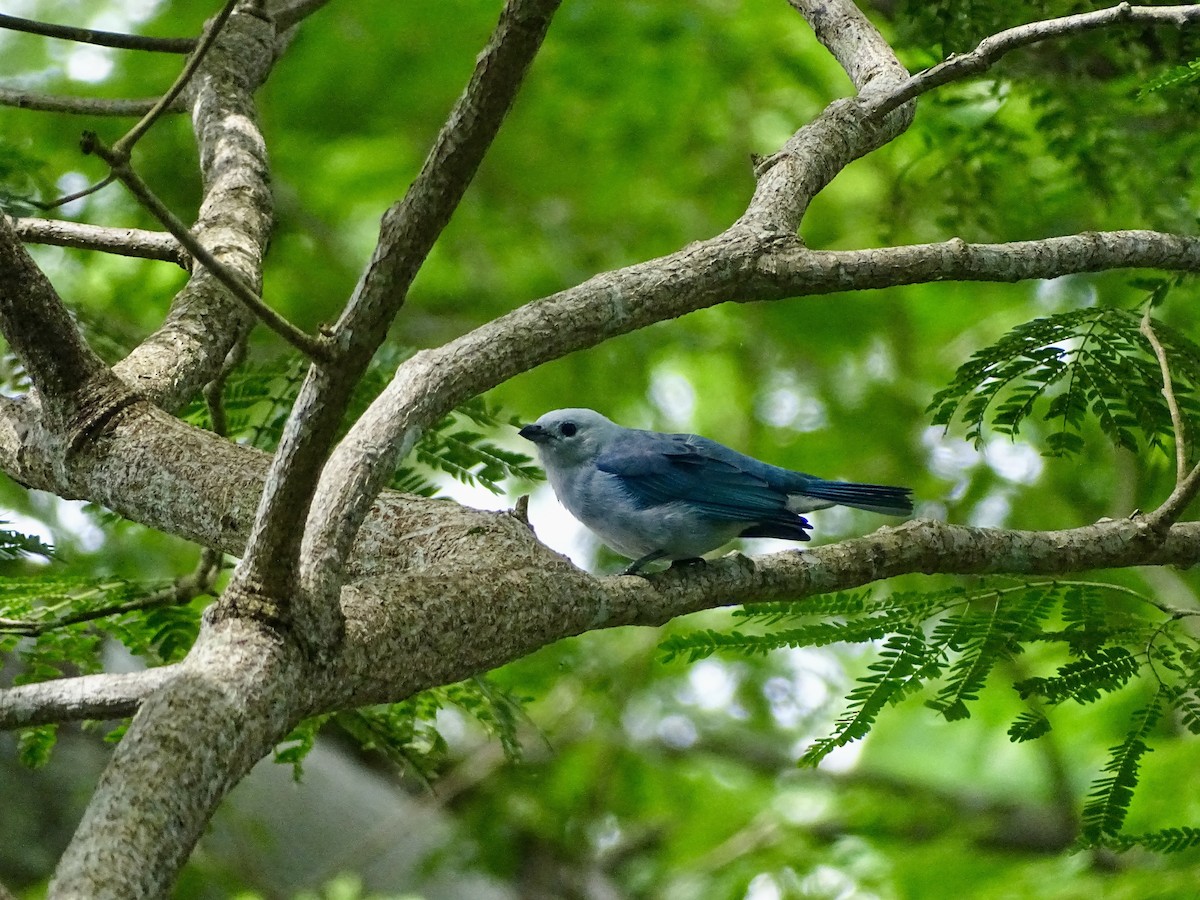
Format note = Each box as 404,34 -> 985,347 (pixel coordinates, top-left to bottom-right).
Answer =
559,422 -> 577,437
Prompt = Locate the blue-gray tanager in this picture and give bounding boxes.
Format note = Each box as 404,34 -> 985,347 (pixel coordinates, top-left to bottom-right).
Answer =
519,408 -> 913,574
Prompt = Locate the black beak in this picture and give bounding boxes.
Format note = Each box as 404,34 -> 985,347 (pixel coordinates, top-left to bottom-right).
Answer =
519,423 -> 551,444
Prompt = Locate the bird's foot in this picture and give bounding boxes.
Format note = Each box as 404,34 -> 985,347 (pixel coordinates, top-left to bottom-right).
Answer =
621,550 -> 668,576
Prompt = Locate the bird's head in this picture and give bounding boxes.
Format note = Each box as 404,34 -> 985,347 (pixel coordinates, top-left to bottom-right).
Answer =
519,408 -> 617,469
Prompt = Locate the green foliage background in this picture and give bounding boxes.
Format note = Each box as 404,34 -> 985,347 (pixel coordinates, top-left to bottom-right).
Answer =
2,0 -> 1200,897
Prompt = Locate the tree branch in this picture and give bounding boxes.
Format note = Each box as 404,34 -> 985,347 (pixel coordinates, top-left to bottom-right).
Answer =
0,667 -> 175,729
329,513 -> 1200,708
0,13 -> 195,53
741,3 -> 912,232
1141,312 -> 1188,484
764,231 -> 1200,295
1140,311 -> 1200,530
12,217 -> 188,267
305,227 -> 1200,614
0,88 -> 177,117
51,621 -> 305,897
786,0 -> 904,93
111,7 -> 295,409
272,0 -> 335,32
0,215 -> 124,429
84,134 -> 328,361
864,3 -> 1200,119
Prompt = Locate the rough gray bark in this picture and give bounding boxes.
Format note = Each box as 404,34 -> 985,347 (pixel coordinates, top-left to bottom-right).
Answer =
0,1 -> 1198,896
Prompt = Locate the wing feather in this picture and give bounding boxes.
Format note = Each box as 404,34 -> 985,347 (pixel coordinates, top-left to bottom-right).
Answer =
596,433 -> 792,523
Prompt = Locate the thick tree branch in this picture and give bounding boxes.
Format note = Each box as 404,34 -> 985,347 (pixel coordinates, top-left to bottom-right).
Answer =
9,503 -> 1200,733
0,667 -> 175,729
12,217 -> 188,267
786,0 -> 903,92
0,13 -> 195,53
51,621 -> 309,897
0,216 -> 130,432
864,3 -> 1200,119
112,7 -> 284,410
741,4 -> 912,232
326,514 -> 1200,708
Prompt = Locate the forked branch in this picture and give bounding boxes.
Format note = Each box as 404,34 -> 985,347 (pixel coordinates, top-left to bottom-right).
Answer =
865,3 -> 1200,119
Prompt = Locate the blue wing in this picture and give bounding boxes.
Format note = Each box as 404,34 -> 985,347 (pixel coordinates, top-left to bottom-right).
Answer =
595,432 -> 812,540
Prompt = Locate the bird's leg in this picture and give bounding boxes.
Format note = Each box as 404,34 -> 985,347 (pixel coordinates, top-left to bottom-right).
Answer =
622,550 -> 668,576
668,557 -> 706,570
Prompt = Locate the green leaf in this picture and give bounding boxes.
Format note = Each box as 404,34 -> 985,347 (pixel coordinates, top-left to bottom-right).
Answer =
1007,710 -> 1051,742
800,627 -> 930,767
929,307 -> 1197,458
1080,693 -> 1165,841
1105,827 -> 1200,853
925,588 -> 1056,721
17,724 -> 58,769
1014,646 -> 1141,705
1139,58 -> 1200,97
274,716 -> 330,782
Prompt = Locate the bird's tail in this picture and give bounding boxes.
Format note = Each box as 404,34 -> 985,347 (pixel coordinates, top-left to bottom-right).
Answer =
790,479 -> 913,516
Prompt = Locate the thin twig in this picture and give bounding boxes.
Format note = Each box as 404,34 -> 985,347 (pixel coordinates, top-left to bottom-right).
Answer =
28,174 -> 116,212
1140,310 -> 1200,529
274,0 -> 336,32
81,133 -> 329,360
1140,310 -> 1188,483
864,3 -> 1200,119
203,337 -> 247,437
114,0 -> 240,156
12,217 -> 189,267
0,13 -> 195,53
0,88 -> 179,117
0,548 -> 222,638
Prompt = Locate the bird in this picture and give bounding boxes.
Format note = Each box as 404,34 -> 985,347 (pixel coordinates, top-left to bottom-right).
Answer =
519,408 -> 913,575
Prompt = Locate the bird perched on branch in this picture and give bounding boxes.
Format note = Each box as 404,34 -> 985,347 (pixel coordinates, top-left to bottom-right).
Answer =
519,408 -> 913,574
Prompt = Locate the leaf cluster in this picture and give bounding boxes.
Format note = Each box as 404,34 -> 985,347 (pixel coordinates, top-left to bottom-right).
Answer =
1140,58 -> 1200,97
929,302 -> 1200,457
662,580 -> 1200,853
